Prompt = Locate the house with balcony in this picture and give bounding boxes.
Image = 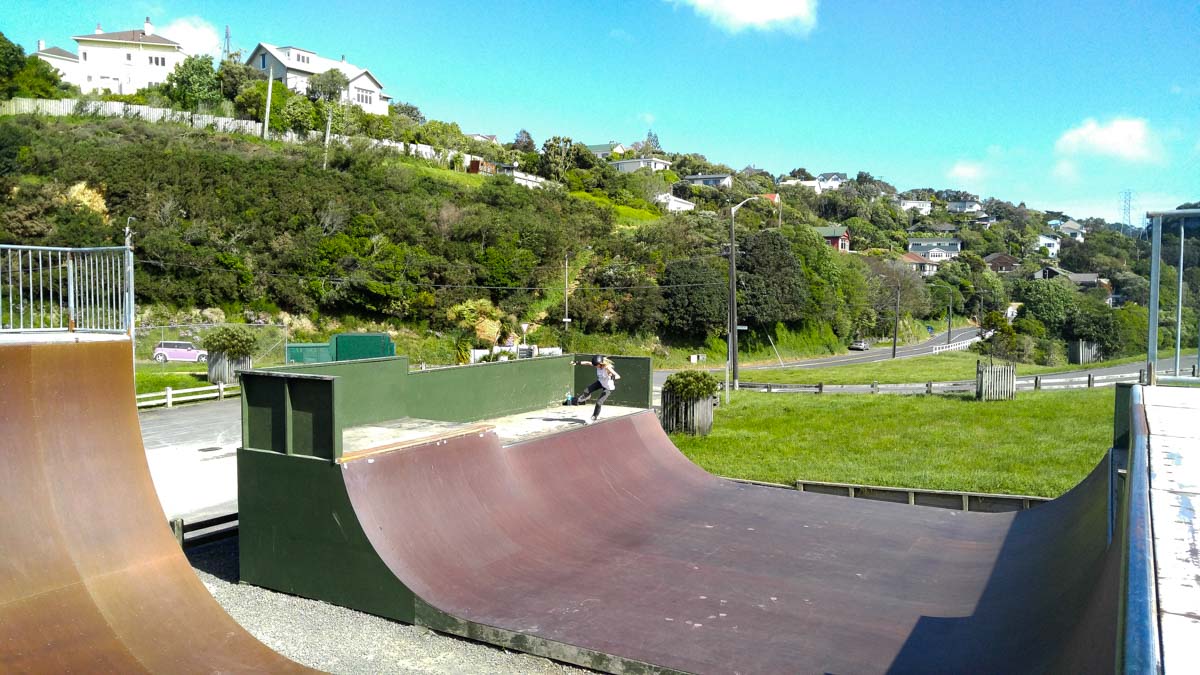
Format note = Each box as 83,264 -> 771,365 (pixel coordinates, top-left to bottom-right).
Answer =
684,174 -> 733,189
947,200 -> 983,214
611,157 -> 671,173
900,251 -> 939,276
907,238 -> 961,261
897,199 -> 932,216
36,18 -> 184,95
245,43 -> 391,115
1038,234 -> 1060,258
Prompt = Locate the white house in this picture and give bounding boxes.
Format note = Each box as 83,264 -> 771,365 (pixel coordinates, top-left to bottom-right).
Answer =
655,193 -> 695,212
1058,220 -> 1086,242
779,172 -> 847,195
947,200 -> 983,214
244,43 -> 391,115
611,157 -> 671,173
897,199 -> 932,216
36,19 -> 184,95
1038,234 -> 1060,258
466,133 -> 500,145
498,164 -> 548,189
586,142 -> 627,158
907,238 -> 962,261
684,174 -> 733,189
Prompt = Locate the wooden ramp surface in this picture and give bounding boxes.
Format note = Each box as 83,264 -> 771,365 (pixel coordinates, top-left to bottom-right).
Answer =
0,337 -> 310,673
343,411 -> 1120,674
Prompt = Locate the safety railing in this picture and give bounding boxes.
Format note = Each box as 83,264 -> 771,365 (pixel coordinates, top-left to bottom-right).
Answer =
0,244 -> 132,333
135,382 -> 241,409
1146,209 -> 1200,383
1120,386 -> 1161,672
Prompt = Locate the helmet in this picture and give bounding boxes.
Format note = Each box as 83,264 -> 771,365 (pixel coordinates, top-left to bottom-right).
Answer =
591,355 -> 604,366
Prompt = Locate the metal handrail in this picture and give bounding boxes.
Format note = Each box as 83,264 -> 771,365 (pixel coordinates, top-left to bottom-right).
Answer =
1120,386 -> 1161,672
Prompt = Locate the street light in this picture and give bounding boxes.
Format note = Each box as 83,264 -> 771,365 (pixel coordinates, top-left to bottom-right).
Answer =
727,196 -> 759,401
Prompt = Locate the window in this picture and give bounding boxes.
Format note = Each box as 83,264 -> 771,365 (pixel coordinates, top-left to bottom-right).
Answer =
355,87 -> 373,105
126,53 -> 131,61
260,53 -> 266,69
82,52 -> 87,61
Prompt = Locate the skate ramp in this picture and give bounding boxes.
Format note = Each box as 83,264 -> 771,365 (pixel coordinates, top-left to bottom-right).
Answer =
0,336 -> 310,673
339,411 -> 1119,673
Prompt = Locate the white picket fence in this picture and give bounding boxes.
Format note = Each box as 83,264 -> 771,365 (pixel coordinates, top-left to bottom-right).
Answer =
0,97 -> 550,188
136,382 -> 240,409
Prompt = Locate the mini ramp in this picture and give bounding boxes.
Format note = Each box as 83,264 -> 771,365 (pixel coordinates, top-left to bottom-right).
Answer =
0,336 -> 310,673
239,361 -> 1127,673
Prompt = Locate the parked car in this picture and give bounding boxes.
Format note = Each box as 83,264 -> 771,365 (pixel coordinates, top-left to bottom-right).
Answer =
849,340 -> 870,351
152,341 -> 208,363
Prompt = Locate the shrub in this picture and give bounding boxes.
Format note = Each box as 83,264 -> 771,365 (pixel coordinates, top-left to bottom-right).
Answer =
663,370 -> 719,400
201,325 -> 256,358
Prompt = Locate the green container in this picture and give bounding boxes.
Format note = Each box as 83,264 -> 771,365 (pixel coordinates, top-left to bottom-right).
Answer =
332,333 -> 396,362
286,342 -> 333,364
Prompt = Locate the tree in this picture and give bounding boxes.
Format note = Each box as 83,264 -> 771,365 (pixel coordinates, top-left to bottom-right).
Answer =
389,100 -> 425,124
308,69 -> 350,168
0,32 -> 25,97
539,136 -> 574,181
1015,278 -> 1078,335
661,258 -> 727,338
233,80 -> 293,131
216,59 -> 265,100
642,129 -> 662,154
9,56 -> 71,99
163,55 -> 222,109
787,167 -> 815,180
512,129 -> 536,153
738,230 -> 808,325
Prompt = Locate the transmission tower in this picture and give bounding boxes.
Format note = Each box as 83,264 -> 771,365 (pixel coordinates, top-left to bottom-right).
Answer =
1120,189 -> 1132,234
222,25 -> 232,62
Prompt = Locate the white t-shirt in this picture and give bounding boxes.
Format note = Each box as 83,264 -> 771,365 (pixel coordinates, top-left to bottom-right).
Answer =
597,365 -> 617,390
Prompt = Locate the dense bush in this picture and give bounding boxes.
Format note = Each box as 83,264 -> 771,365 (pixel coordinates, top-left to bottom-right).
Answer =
201,325 -> 257,357
663,370 -> 719,400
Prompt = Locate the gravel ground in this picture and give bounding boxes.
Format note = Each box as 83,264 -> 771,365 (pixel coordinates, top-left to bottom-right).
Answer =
186,538 -> 589,674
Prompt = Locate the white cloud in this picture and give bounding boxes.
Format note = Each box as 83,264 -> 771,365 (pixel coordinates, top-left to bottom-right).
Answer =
947,160 -> 985,181
1051,159 -> 1079,182
673,0 -> 818,35
159,17 -> 221,58
639,112 -> 656,126
1055,117 -> 1159,163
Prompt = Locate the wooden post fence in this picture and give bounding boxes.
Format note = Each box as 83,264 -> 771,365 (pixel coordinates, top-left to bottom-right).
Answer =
976,361 -> 1016,401
660,390 -> 715,436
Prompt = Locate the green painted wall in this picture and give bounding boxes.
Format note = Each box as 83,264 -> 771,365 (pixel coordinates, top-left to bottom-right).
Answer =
267,357 -> 409,430
405,356 -> 574,422
238,448 -> 416,622
286,342 -> 332,364
571,355 -> 653,409
332,333 -> 396,361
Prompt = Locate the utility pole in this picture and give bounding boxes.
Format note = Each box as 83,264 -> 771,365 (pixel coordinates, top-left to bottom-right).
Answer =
1175,218 -> 1185,375
562,253 -> 571,343
729,197 -> 759,394
262,66 -> 274,139
891,285 -> 901,359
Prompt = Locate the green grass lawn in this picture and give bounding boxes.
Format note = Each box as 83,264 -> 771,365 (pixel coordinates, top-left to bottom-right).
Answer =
134,368 -> 208,394
672,388 -> 1114,498
569,191 -> 661,224
744,350 -> 1160,385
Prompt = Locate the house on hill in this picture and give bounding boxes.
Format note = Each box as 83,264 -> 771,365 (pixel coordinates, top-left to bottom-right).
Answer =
908,222 -> 959,234
245,43 -> 391,115
1058,220 -> 1086,242
1037,234 -> 1060,258
655,193 -> 695,212
897,199 -> 932,216
947,200 -> 983,214
467,133 -> 500,144
907,238 -> 961,262
900,251 -> 938,276
684,174 -> 733,189
586,142 -> 627,158
611,157 -> 671,173
814,226 -> 851,252
36,18 -> 184,94
778,172 -> 847,195
983,252 -> 1019,273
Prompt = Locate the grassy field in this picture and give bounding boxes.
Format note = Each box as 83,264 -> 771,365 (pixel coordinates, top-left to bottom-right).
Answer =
672,388 -> 1114,498
741,349 -> 1194,385
569,191 -> 661,225
134,367 -> 207,394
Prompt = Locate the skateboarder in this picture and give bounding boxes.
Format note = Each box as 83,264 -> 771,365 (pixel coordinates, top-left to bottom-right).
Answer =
570,355 -> 620,423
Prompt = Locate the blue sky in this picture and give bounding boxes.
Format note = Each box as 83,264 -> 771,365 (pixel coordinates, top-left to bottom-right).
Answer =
4,0 -> 1198,223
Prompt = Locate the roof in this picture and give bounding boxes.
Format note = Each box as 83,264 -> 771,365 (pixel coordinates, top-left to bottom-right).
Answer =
817,172 -> 848,181
74,29 -> 179,47
586,143 -> 624,154
1067,273 -> 1100,284
984,252 -> 1018,263
900,252 -> 935,264
611,157 -> 671,167
246,43 -> 384,90
36,46 -> 78,61
814,226 -> 849,238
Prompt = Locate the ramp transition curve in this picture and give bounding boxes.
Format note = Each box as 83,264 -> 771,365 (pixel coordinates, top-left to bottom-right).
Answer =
243,404 -> 1121,673
0,337 -> 311,673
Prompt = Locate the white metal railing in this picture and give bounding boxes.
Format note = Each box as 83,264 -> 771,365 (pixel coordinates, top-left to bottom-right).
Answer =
0,244 -> 131,333
136,382 -> 240,409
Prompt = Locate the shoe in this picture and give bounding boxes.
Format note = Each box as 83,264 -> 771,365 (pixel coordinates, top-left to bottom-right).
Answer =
587,417 -> 598,425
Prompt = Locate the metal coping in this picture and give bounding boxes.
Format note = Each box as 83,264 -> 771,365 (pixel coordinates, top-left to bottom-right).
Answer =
1122,385 -> 1162,672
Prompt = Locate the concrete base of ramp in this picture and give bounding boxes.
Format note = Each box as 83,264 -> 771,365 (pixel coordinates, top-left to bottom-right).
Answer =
242,407 -> 1120,673
0,336 -> 310,672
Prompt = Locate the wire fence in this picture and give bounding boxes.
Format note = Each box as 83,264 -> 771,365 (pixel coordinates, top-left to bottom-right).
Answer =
133,323 -> 287,371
